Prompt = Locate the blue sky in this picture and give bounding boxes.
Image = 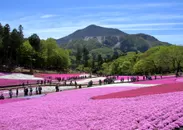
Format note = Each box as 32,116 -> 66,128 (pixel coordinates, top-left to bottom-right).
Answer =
0,0 -> 183,44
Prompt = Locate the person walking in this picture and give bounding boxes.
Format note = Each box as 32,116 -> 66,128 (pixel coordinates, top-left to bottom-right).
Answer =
36,87 -> 38,94
16,88 -> 19,97
75,81 -> 77,89
24,87 -> 28,96
99,80 -> 102,85
9,89 -> 13,98
79,84 -> 82,89
55,84 -> 59,92
0,94 -> 5,100
29,86 -> 33,96
127,77 -> 130,82
38,86 -> 42,94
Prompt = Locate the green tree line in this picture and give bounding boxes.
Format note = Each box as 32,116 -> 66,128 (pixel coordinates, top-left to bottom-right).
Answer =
100,45 -> 183,75
0,23 -> 70,72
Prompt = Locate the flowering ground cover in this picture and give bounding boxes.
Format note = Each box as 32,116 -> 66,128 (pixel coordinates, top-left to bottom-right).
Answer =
1,86 -> 183,130
92,82 -> 183,99
0,73 -> 6,76
0,98 -> 26,104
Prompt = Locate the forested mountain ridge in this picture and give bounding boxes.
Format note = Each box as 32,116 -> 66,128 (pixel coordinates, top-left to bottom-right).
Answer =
56,25 -> 170,56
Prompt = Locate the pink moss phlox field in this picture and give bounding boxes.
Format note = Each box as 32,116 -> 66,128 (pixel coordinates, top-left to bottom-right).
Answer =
0,87 -> 183,130
0,98 -> 26,104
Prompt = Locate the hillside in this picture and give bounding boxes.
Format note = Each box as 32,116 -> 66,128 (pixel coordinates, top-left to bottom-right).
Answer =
56,25 -> 170,56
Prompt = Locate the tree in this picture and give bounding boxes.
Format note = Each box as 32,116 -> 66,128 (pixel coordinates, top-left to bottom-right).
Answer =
18,41 -> 34,67
18,25 -> 24,43
28,34 -> 41,51
152,46 -> 171,73
2,24 -> 11,64
112,51 -> 119,60
0,23 -> 3,38
97,54 -> 103,66
164,46 -> 183,74
76,47 -> 82,64
0,23 -> 3,63
42,38 -> 70,71
133,59 -> 153,75
119,60 -> 131,74
10,29 -> 21,64
82,46 -> 89,67
101,62 -> 112,75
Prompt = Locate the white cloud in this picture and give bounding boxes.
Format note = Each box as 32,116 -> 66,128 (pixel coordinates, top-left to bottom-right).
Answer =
65,2 -> 182,10
99,17 -> 131,22
73,13 -> 183,24
40,14 -> 58,19
137,14 -> 183,21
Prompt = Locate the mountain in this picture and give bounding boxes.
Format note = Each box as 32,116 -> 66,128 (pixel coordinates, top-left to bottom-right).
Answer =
56,25 -> 170,57
57,25 -> 127,44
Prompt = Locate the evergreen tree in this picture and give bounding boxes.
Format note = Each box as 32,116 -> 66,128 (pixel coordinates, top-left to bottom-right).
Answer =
11,28 -> 23,64
2,24 -> 11,64
97,54 -> 103,66
18,25 -> 24,43
0,23 -> 3,64
82,46 -> 89,67
0,23 -> 3,37
76,47 -> 82,64
28,34 -> 41,51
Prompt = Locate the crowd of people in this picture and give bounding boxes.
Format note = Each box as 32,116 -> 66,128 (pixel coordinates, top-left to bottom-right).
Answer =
0,73 -> 178,100
87,80 -> 93,87
8,85 -> 43,99
0,85 -> 43,100
54,75 -> 89,83
0,93 -> 4,100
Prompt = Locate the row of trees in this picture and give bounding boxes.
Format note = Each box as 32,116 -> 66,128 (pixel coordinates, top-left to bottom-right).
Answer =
73,46 -> 120,73
0,23 -> 70,72
100,45 -> 183,75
